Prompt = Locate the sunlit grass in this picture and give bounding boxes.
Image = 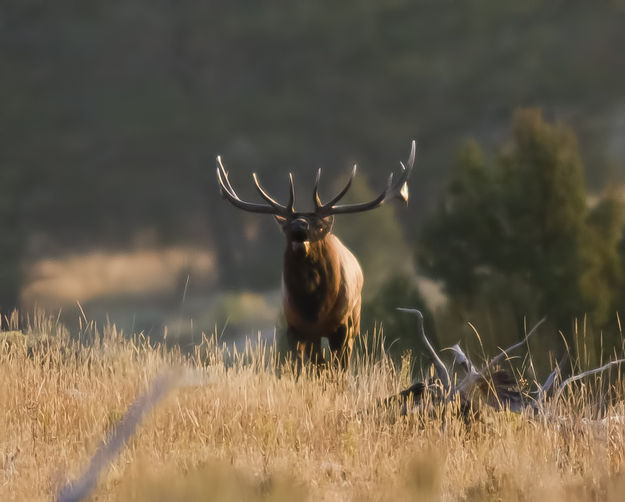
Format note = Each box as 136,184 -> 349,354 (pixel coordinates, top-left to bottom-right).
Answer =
21,247 -> 216,309
1,313 -> 624,501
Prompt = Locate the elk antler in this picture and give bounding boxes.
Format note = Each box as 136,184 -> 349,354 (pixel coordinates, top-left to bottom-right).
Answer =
216,156 -> 295,216
314,140 -> 416,216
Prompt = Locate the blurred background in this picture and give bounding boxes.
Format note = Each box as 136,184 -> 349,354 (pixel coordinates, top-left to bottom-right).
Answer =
2,1 -> 625,366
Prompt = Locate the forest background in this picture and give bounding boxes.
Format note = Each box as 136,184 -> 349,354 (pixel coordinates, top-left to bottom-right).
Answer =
3,1 -> 625,372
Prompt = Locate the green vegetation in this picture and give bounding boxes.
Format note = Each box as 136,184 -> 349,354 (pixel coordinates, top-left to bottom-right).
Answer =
419,109 -> 624,357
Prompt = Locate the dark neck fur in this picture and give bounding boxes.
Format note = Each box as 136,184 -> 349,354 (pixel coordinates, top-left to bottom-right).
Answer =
283,237 -> 338,323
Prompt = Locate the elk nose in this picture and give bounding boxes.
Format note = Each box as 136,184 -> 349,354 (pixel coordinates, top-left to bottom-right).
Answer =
291,219 -> 309,242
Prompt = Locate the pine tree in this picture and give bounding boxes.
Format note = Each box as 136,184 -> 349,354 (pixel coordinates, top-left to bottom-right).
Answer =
419,109 -> 623,354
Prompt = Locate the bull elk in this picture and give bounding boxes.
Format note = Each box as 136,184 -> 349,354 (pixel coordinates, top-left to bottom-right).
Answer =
216,142 -> 415,366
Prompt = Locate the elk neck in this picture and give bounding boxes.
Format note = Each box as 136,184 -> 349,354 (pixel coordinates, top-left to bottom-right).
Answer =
283,234 -> 341,323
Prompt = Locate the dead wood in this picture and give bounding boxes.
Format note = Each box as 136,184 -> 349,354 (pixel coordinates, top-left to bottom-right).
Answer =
389,309 -> 625,421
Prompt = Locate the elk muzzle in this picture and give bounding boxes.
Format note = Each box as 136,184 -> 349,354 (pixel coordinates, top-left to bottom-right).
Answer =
290,218 -> 311,253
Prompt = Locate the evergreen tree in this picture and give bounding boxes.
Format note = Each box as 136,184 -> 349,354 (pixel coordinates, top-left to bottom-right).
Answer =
583,195 -> 625,325
419,109 -> 623,353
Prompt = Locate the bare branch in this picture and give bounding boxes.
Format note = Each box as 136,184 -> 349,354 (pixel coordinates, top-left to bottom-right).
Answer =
485,317 -> 547,370
554,358 -> 625,402
397,307 -> 450,389
537,352 -> 569,400
445,343 -> 479,375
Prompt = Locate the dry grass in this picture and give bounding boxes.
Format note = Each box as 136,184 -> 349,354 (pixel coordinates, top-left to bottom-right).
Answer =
1,313 -> 625,501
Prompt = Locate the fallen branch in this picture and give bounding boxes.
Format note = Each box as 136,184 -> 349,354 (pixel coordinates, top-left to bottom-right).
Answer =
535,352 -> 569,405
485,316 -> 547,371
391,309 -> 625,419
553,358 -> 625,402
396,308 -> 450,389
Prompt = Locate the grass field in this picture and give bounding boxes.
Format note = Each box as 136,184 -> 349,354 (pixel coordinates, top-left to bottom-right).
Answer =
1,312 -> 625,501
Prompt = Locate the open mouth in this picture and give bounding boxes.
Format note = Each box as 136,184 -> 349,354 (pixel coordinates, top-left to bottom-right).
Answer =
291,241 -> 310,253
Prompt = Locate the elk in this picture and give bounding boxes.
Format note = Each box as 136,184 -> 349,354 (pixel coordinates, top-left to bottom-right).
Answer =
216,142 -> 415,366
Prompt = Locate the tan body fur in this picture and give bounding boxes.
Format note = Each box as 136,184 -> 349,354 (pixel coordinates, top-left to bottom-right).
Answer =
282,234 -> 362,364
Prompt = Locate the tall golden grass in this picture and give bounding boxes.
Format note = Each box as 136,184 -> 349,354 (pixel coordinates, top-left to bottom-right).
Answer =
1,312 -> 624,501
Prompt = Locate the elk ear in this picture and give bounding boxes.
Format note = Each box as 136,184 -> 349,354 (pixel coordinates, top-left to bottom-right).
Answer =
324,215 -> 335,234
274,215 -> 287,228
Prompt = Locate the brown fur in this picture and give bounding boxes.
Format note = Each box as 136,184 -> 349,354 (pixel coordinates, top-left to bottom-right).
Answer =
282,233 -> 363,366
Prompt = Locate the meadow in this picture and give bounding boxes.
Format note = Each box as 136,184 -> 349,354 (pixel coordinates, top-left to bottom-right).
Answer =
1,312 -> 625,501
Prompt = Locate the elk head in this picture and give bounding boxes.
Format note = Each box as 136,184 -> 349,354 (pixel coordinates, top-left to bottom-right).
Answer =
216,142 -> 416,365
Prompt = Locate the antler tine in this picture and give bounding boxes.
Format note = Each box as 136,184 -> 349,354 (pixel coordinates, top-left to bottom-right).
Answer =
252,172 -> 290,212
396,140 -> 416,204
405,139 -> 416,174
287,173 -> 295,213
325,164 -> 358,208
316,141 -> 416,217
319,171 -> 394,216
313,168 -> 323,210
313,164 -> 357,211
215,156 -> 291,215
216,156 -> 237,197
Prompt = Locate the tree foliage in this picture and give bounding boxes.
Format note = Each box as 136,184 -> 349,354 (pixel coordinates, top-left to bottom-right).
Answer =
419,109 -> 624,349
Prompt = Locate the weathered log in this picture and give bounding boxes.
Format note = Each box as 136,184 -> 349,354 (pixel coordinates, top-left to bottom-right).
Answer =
390,309 -> 624,419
